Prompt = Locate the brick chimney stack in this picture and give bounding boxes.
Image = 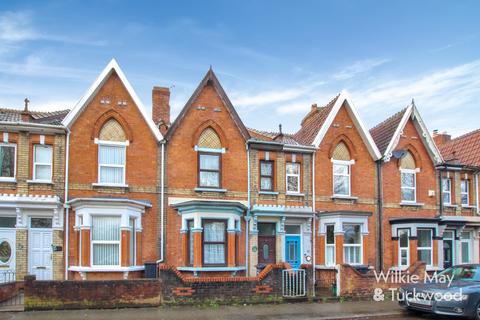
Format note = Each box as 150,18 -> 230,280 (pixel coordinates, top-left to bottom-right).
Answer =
432,129 -> 451,146
21,97 -> 31,122
152,86 -> 170,135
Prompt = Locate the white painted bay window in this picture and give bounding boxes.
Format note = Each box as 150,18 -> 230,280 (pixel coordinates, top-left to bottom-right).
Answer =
286,162 -> 300,193
343,224 -> 362,265
0,143 -> 15,180
91,216 -> 121,267
461,231 -> 472,264
417,229 -> 432,266
98,143 -> 126,185
33,145 -> 53,181
398,229 -> 410,268
442,178 -> 452,205
203,220 -> 227,266
325,224 -> 335,266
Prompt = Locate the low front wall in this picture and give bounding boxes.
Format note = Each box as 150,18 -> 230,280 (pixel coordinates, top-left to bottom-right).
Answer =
23,275 -> 161,310
158,263 -> 295,305
0,281 -> 22,303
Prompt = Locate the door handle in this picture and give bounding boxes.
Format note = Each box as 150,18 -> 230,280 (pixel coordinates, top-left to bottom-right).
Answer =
36,266 -> 46,270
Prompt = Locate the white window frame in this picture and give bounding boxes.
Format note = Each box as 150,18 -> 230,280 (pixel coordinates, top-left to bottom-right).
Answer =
332,160 -> 351,196
129,217 -> 136,266
398,229 -> 410,268
461,180 -> 469,206
461,231 -> 472,264
325,224 -> 336,266
90,215 -> 122,268
33,144 -> 53,182
0,143 -> 16,182
286,162 -> 301,194
442,178 -> 452,205
97,140 -> 127,186
342,223 -> 363,265
400,169 -> 417,203
443,230 -> 455,267
417,229 -> 432,267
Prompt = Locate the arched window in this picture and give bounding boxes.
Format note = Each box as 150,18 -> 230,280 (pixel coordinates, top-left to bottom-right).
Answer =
197,128 -> 222,189
96,119 -> 127,186
332,142 -> 352,196
399,151 -> 416,203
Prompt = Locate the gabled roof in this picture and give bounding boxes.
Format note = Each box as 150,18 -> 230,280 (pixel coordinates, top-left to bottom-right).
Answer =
62,59 -> 163,141
165,68 -> 250,141
294,91 -> 381,160
439,129 -> 480,168
0,108 -> 70,125
370,102 -> 443,164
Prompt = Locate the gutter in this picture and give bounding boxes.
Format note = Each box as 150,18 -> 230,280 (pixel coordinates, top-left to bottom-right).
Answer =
0,121 -> 66,133
64,128 -> 71,280
156,142 -> 166,263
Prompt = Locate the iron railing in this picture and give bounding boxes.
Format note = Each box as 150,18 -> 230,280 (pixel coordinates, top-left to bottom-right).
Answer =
0,270 -> 16,284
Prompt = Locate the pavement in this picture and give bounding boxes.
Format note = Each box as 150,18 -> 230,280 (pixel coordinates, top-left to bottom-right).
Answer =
0,300 -> 433,320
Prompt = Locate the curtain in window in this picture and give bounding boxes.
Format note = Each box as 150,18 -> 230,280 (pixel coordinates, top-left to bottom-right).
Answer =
333,164 -> 349,195
260,161 -> 273,190
401,172 -> 415,201
129,218 -> 135,266
34,145 -> 52,180
203,222 -> 225,264
199,154 -> 220,187
343,224 -> 361,264
99,145 -> 125,184
0,146 -> 15,178
92,216 -> 120,266
188,220 -> 194,265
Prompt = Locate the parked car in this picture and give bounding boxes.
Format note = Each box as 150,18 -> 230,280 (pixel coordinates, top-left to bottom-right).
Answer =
399,264 -> 480,319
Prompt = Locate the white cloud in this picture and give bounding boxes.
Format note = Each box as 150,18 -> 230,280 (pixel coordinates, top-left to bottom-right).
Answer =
333,58 -> 390,80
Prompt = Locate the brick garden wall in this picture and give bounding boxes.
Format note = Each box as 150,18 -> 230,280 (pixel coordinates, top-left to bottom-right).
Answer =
0,281 -> 22,303
23,275 -> 161,310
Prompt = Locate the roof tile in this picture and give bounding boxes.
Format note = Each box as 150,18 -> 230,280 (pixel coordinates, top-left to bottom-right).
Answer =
439,129 -> 480,167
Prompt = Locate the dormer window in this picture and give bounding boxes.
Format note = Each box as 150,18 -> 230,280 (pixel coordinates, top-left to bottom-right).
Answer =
96,119 -> 127,186
332,142 -> 352,196
197,128 -> 222,189
399,151 -> 417,203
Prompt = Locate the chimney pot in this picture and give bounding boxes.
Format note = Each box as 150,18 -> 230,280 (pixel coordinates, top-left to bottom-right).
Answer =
152,86 -> 170,135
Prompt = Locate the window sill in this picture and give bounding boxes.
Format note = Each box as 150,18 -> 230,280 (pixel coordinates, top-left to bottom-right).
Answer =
286,192 -> 305,197
259,191 -> 279,196
331,195 -> 358,201
194,187 -> 227,193
27,179 -> 53,185
443,204 -> 458,208
315,265 -> 337,270
177,266 -> 246,272
462,205 -> 477,209
0,178 -> 16,183
92,183 -> 129,188
399,202 -> 424,207
69,265 -> 144,272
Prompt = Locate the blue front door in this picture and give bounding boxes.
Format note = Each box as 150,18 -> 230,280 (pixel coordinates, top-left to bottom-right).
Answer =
285,235 -> 301,269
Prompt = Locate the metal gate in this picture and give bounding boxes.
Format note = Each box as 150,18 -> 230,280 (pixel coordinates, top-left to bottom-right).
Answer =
282,269 -> 306,297
0,271 -> 23,312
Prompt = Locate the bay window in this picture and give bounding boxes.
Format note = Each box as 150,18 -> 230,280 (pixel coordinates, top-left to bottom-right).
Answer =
461,180 -> 469,206
198,153 -> 221,188
0,144 -> 15,180
343,224 -> 362,265
33,145 -> 53,181
325,224 -> 335,266
333,161 -> 350,196
260,160 -> 274,191
98,144 -> 126,185
286,162 -> 300,193
91,216 -> 121,267
400,170 -> 416,202
203,220 -> 226,266
417,229 -> 432,266
442,178 -> 452,205
461,231 -> 472,264
398,229 -> 410,268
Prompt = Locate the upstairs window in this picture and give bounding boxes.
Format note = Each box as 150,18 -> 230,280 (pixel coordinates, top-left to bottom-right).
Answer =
260,160 -> 274,191
442,178 -> 452,205
286,162 -> 300,193
33,145 -> 53,182
461,180 -> 469,206
399,151 -> 417,203
97,119 -> 127,185
332,142 -> 351,196
197,128 -> 222,188
0,143 -> 15,180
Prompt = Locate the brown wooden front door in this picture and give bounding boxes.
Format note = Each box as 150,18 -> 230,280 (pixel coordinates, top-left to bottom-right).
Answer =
258,236 -> 276,264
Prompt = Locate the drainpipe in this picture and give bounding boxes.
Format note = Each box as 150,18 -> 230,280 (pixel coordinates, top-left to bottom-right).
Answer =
476,173 -> 479,215
438,168 -> 444,216
311,151 -> 316,297
156,142 -> 165,263
245,142 -> 251,274
376,160 -> 383,271
64,129 -> 71,280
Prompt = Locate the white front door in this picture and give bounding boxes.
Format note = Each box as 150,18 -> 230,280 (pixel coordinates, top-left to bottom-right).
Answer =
28,219 -> 53,280
0,229 -> 16,282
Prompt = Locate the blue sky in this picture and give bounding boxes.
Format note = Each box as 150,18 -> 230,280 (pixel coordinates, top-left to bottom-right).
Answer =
0,0 -> 479,136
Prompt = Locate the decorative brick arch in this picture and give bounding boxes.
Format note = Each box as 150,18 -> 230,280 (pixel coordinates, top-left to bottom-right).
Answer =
328,134 -> 357,160
396,144 -> 423,169
191,120 -> 229,149
92,110 -> 133,142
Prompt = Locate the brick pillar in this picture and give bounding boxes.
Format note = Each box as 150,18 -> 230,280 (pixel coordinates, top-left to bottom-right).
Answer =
392,239 -> 399,267
362,235 -> 369,265
193,231 -> 202,268
121,229 -> 129,267
81,229 -> 91,266
74,229 -> 80,265
181,232 -> 189,265
227,231 -> 236,267
409,238 -> 418,266
249,233 -> 258,276
136,231 -> 142,266
318,235 -> 325,265
16,229 -> 28,280
52,230 -> 64,280
433,239 -> 439,267
335,234 -> 344,265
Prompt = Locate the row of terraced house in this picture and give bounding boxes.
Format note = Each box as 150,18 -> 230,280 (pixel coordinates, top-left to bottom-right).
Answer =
0,59 -> 479,291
